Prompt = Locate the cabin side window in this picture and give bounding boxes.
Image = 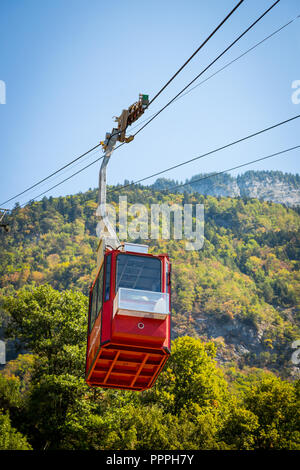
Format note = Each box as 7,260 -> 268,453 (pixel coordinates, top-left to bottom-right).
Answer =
89,262 -> 104,332
165,262 -> 169,292
104,254 -> 111,301
97,263 -> 104,313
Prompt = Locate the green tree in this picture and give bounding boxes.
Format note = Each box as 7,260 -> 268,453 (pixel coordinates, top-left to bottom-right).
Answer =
0,411 -> 32,450
3,285 -> 88,377
218,406 -> 259,449
244,377 -> 300,449
146,336 -> 229,416
1,285 -> 93,449
24,374 -> 93,450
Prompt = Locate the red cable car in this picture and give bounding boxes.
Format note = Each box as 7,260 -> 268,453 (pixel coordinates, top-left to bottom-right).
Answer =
85,242 -> 171,391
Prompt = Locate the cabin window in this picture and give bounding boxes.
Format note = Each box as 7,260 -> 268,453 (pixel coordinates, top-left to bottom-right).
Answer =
104,254 -> 111,301
116,254 -> 161,293
96,264 -> 104,313
89,263 -> 104,332
166,262 -> 169,291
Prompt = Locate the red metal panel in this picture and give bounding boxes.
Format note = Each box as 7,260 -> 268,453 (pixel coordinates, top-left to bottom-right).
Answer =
111,314 -> 167,347
86,313 -> 101,374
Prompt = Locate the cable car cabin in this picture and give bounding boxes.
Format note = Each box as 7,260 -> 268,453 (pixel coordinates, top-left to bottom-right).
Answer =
85,243 -> 171,391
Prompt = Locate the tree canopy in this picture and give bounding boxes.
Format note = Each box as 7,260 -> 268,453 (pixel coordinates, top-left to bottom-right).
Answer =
0,285 -> 299,450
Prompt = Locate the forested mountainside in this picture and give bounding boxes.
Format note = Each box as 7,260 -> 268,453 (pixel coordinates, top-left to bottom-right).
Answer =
0,186 -> 299,450
151,171 -> 300,206
0,187 -> 299,377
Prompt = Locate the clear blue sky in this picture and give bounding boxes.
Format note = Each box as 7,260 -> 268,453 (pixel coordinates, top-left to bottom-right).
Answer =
0,0 -> 299,209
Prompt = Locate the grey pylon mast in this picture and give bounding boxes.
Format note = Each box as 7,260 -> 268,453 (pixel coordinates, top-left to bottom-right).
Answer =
96,129 -> 120,249
95,94 -> 149,250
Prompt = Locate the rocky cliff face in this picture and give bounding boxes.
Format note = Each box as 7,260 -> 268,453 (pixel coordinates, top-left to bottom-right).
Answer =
172,308 -> 300,380
237,172 -> 300,206
152,171 -> 300,206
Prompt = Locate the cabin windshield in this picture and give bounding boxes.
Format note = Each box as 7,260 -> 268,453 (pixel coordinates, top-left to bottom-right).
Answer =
116,254 -> 161,292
